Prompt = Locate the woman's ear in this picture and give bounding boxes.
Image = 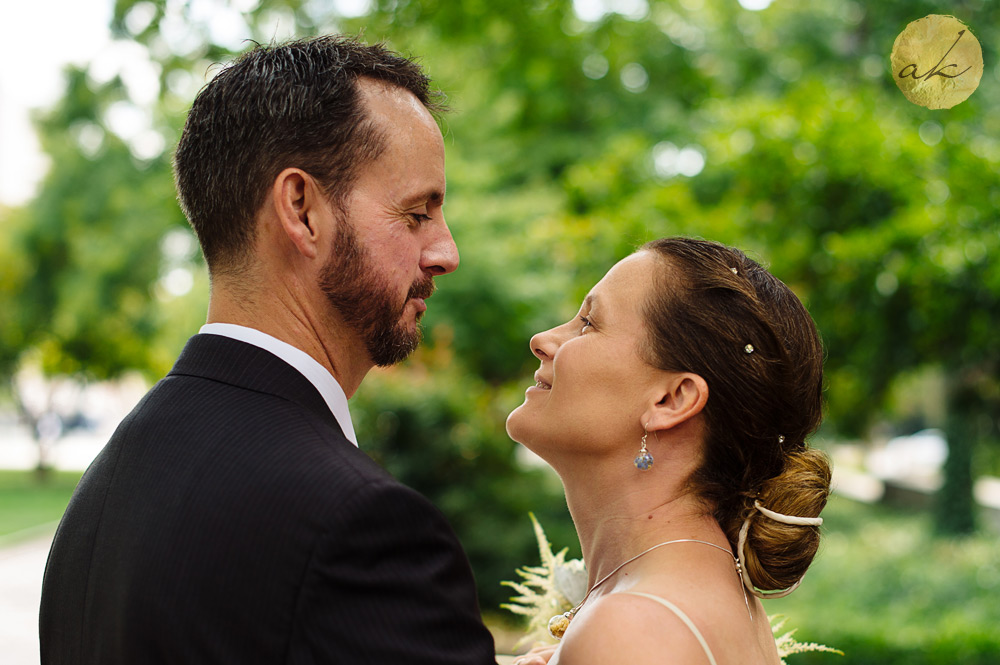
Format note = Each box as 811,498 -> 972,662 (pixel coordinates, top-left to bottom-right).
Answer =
642,373 -> 708,432
271,167 -> 329,260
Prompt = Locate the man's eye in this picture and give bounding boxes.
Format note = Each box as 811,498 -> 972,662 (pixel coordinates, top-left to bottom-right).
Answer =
408,212 -> 432,225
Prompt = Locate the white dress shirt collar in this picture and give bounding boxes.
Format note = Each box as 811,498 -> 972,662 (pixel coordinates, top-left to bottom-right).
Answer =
199,323 -> 358,447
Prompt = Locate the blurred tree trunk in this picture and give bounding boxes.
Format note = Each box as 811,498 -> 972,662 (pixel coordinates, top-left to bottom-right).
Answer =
935,372 -> 980,535
10,376 -> 60,482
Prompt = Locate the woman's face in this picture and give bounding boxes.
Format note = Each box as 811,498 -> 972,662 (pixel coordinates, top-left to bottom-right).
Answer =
506,251 -> 666,461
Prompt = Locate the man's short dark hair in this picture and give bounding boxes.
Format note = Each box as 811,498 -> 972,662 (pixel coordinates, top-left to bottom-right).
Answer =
173,35 -> 444,274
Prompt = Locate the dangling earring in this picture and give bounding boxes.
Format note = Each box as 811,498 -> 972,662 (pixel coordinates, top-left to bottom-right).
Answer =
634,426 -> 654,470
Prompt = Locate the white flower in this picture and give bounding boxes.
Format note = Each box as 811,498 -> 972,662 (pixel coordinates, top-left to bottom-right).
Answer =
553,558 -> 587,606
501,514 -> 578,646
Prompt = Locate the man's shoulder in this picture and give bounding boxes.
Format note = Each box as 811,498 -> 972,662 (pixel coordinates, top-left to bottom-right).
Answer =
102,369 -> 387,503
148,369 -> 371,448
127,370 -> 335,438
162,333 -> 341,427
95,337 -> 422,528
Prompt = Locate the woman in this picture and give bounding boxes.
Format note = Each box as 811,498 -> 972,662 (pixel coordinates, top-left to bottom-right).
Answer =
506,237 -> 831,665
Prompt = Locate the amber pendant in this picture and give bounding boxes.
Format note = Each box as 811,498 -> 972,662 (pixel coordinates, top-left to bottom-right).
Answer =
548,612 -> 572,639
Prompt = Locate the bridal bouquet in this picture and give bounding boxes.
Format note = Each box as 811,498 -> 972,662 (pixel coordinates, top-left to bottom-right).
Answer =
500,514 -> 587,648
502,515 -> 842,663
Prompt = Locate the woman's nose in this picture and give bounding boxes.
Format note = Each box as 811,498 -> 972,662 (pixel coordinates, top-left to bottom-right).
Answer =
530,327 -> 559,361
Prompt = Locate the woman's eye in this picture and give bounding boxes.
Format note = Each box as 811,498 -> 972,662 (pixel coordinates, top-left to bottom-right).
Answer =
579,316 -> 592,332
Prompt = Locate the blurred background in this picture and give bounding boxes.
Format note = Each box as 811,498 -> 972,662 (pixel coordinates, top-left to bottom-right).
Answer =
1,0 -> 999,663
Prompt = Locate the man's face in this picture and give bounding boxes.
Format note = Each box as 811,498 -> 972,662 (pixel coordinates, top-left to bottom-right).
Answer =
320,218 -> 435,366
319,80 -> 457,366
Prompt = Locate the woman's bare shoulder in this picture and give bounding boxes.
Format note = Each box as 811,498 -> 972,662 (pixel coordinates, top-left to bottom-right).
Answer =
555,592 -> 714,665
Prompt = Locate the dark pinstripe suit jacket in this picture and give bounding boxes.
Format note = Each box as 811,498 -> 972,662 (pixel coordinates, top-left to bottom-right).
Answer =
39,334 -> 497,664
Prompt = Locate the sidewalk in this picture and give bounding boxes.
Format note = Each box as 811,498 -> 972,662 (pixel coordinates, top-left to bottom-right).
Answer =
0,421 -> 104,665
0,527 -> 56,665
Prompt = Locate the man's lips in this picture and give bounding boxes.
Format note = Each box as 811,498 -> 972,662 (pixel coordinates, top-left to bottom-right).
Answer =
407,278 -> 434,318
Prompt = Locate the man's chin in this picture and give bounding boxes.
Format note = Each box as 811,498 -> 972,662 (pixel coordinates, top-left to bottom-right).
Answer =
368,324 -> 422,367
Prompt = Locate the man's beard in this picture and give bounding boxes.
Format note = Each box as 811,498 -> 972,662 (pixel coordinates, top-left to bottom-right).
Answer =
319,220 -> 435,367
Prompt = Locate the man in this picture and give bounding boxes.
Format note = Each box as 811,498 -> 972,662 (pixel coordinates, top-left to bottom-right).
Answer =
40,36 -> 497,664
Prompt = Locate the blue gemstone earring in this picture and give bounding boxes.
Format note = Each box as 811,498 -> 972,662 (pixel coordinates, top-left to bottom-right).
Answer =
634,428 -> 654,470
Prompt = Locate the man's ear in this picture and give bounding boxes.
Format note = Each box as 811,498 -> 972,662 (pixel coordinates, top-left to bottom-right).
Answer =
642,373 -> 708,433
271,167 -> 329,260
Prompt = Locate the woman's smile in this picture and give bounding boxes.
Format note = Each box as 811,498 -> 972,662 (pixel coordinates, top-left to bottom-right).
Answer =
529,371 -> 553,392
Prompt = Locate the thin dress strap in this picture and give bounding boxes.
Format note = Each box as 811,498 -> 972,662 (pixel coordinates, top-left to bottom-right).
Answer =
621,591 -> 718,665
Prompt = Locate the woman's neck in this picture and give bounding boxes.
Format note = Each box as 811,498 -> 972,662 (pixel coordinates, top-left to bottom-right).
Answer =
562,467 -> 727,590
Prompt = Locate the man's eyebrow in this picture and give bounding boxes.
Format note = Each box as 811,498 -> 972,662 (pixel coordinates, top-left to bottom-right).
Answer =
401,189 -> 445,207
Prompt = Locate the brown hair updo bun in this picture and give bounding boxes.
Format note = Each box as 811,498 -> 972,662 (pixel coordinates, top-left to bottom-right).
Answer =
640,237 -> 830,592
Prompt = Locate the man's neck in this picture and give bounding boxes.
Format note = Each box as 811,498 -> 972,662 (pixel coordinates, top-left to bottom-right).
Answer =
206,285 -> 372,397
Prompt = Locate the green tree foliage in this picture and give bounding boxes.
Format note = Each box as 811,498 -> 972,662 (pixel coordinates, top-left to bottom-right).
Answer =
347,0 -> 1000,535
17,67 -> 190,378
2,0 -> 999,619
0,64 -> 200,472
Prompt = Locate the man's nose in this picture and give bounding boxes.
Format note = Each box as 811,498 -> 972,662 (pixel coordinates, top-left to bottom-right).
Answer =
421,217 -> 459,276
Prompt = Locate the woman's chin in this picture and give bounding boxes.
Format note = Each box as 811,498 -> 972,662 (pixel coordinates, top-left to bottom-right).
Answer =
504,405 -> 528,444
506,404 -> 547,448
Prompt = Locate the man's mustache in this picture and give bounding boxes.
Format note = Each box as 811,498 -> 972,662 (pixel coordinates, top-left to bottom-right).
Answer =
408,276 -> 436,301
